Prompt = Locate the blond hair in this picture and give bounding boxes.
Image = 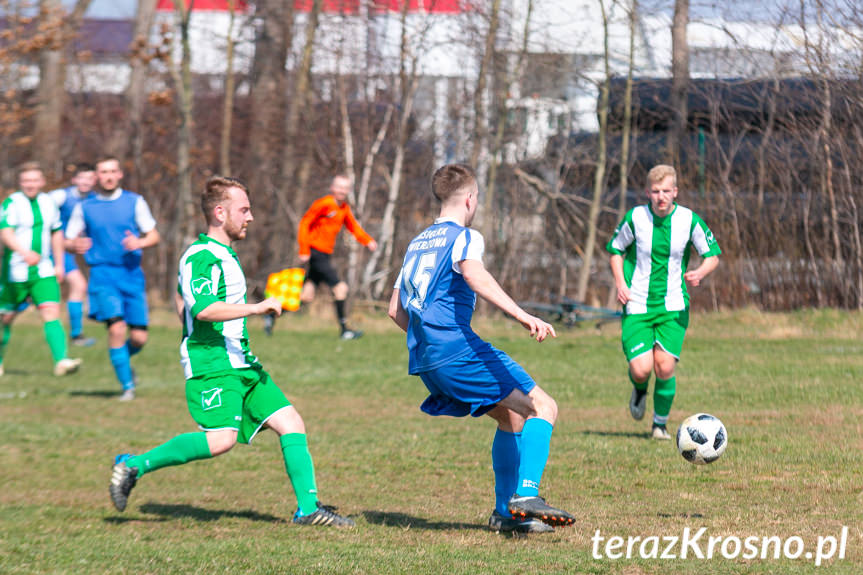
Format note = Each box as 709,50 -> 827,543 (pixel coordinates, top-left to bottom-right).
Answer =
17,161 -> 43,177
647,164 -> 677,188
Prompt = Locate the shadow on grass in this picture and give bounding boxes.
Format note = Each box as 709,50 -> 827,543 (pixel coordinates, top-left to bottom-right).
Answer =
580,430 -> 650,439
104,516 -> 169,524
68,390 -> 121,398
134,502 -> 285,523
362,510 -> 484,531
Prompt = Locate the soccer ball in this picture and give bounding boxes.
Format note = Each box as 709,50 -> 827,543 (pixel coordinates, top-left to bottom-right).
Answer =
676,413 -> 727,465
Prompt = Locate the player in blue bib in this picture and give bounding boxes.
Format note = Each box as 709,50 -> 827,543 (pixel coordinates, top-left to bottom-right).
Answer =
388,164 -> 575,534
65,157 -> 160,401
49,163 -> 97,347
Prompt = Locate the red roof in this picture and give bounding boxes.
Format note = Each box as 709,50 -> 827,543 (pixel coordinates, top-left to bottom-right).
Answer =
157,0 -> 468,14
157,1 -> 248,11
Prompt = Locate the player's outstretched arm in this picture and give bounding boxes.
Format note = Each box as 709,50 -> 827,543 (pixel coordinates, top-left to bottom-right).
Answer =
460,259 -> 555,342
684,255 -> 719,287
388,289 -> 408,333
195,297 -> 283,323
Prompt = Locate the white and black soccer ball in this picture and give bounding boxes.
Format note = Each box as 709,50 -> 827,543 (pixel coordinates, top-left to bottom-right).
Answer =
676,413 -> 727,465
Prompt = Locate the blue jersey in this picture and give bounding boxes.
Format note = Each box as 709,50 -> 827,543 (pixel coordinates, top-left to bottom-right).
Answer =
396,218 -> 486,374
48,185 -> 88,231
65,189 -> 157,270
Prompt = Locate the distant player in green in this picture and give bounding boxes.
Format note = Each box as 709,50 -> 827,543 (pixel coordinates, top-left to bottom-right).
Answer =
606,164 -> 720,439
109,176 -> 354,527
0,162 -> 82,377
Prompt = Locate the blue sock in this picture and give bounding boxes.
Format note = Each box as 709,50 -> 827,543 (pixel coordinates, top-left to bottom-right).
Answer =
67,301 -> 83,338
492,429 -> 521,515
109,346 -> 134,390
516,418 -> 553,497
126,339 -> 143,357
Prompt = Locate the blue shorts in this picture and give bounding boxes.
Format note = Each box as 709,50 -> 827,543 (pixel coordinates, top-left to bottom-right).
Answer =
87,265 -> 148,326
418,344 -> 536,418
64,252 -> 79,274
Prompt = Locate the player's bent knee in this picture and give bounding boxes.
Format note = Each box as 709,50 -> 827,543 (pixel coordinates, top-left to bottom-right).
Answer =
333,282 -> 349,300
653,356 -> 677,380
629,355 -> 654,382
128,328 -> 148,348
529,387 -> 558,423
38,303 -> 61,322
266,406 -> 306,435
206,430 -> 238,456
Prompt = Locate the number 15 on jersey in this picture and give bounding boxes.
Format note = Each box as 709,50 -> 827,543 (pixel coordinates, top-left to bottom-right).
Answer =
402,252 -> 437,310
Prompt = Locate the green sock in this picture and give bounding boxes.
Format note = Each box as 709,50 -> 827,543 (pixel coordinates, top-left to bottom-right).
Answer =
280,433 -> 319,515
628,369 -> 648,391
653,376 -> 677,425
0,323 -> 10,363
43,320 -> 67,362
128,432 -> 212,478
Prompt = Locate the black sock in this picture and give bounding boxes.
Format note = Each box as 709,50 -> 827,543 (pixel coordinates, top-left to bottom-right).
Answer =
335,299 -> 347,332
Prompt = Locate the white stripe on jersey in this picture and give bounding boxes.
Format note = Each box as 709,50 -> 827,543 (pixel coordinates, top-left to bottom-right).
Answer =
178,240 -> 252,379
451,228 -> 485,274
690,221 -> 711,255
2,192 -> 61,282
665,208 -> 693,311
626,207 -> 653,315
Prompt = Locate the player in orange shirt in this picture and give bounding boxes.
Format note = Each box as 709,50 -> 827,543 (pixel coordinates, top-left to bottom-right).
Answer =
292,175 -> 377,339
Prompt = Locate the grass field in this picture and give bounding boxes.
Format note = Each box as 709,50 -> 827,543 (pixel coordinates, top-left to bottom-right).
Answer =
1,308 -> 861,574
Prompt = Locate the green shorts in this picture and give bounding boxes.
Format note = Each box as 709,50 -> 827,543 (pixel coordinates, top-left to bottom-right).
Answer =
186,367 -> 291,444
0,276 -> 61,312
620,308 -> 689,362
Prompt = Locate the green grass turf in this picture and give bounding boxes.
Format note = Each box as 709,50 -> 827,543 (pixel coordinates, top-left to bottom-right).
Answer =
0,309 -> 861,574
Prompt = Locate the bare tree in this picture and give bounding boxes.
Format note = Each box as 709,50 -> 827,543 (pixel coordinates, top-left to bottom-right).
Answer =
169,0 -> 197,248
219,0 -> 238,176
362,1 -> 428,298
33,0 -> 92,178
108,0 -> 158,193
247,0 -> 293,270
667,0 -> 688,165
469,0 -> 502,193
575,0 -> 612,303
284,0 -> 323,216
484,0 -> 533,257
607,0 -> 638,308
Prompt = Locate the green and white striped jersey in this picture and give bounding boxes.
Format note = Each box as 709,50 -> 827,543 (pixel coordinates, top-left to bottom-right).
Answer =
0,191 -> 62,283
607,203 -> 721,314
178,234 -> 260,379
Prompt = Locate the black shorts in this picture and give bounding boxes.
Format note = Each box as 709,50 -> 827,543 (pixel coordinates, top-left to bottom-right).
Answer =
307,249 -> 341,287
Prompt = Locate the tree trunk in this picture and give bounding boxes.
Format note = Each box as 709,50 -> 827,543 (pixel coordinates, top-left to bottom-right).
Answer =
108,0 -> 157,192
34,0 -> 92,179
362,1 -> 419,298
219,0 -> 237,176
171,1 -> 196,249
284,0 -> 322,214
668,0 -> 688,165
347,103 -> 392,293
485,0 -> 532,258
575,0 -> 611,303
247,0 -> 293,270
608,0 -> 637,308
469,0 -> 502,203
